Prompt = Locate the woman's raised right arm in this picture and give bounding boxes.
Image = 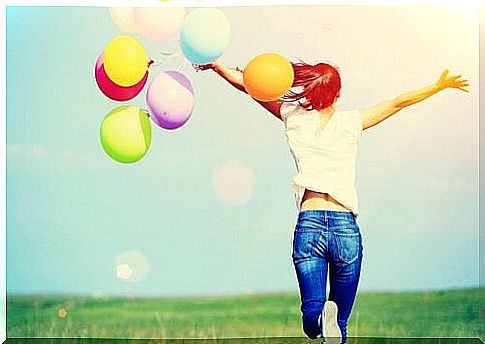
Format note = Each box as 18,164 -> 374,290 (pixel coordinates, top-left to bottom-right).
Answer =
194,59 -> 247,93
193,60 -> 286,120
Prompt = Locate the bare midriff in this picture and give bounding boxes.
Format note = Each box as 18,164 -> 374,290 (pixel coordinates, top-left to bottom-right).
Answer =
300,189 -> 352,212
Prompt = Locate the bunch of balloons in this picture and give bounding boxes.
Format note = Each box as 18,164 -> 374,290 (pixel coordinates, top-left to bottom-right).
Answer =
95,7 -> 232,164
96,7 -> 296,165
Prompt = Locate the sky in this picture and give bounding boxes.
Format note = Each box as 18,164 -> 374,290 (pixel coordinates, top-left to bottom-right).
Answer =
6,5 -> 479,297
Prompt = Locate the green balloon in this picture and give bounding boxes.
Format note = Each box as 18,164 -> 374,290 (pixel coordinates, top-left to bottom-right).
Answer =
100,105 -> 152,163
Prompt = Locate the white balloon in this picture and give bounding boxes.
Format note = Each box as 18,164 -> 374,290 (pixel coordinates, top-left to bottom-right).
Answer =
133,7 -> 185,41
109,7 -> 138,33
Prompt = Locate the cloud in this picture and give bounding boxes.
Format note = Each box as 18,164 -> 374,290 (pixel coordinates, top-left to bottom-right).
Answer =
7,144 -> 48,158
6,144 -> 97,168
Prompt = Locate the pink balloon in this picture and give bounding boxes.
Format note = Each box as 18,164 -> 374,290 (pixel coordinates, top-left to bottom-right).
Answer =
94,52 -> 149,102
146,71 -> 195,130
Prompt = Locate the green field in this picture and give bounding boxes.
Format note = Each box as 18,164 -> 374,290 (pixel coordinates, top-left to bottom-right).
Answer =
7,287 -> 482,339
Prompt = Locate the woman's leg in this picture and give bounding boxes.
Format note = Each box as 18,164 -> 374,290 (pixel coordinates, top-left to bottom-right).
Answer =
327,217 -> 363,343
293,257 -> 328,339
292,211 -> 328,339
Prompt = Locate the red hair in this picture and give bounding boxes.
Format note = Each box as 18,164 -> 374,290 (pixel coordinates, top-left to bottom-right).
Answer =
282,60 -> 341,111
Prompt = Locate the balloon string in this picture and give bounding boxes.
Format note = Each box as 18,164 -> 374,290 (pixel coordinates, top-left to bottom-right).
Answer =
148,50 -> 179,68
141,108 -> 150,118
159,50 -> 179,58
150,60 -> 164,68
177,57 -> 188,72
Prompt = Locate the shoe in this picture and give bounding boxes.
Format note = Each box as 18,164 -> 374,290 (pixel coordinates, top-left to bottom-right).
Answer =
321,301 -> 342,343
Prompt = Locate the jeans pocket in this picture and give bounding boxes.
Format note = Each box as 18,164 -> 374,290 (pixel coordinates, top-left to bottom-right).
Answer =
334,232 -> 360,264
292,230 -> 321,264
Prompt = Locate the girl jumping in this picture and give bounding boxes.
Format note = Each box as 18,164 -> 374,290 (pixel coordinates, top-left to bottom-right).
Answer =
194,60 -> 469,343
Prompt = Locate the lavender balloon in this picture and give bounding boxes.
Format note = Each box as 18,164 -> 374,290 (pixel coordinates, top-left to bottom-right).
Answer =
146,71 -> 195,130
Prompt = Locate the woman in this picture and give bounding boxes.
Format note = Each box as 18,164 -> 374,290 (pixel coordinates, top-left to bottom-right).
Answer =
194,60 -> 469,343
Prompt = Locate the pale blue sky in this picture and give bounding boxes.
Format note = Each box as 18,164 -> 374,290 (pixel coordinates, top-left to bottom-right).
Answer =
6,5 -> 479,296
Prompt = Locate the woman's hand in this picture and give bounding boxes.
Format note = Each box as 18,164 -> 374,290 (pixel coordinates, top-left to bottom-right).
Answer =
435,69 -> 470,93
192,59 -> 223,73
192,62 -> 214,72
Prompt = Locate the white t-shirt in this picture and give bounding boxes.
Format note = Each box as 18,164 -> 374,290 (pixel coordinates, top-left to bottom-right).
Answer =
280,102 -> 363,217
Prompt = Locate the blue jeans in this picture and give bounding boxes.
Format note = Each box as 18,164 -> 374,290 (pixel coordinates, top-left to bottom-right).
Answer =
292,209 -> 363,343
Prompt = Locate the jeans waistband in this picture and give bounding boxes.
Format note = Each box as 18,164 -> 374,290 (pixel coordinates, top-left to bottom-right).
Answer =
298,209 -> 355,220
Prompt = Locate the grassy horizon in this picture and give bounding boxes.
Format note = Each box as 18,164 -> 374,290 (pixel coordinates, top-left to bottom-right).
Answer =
7,287 -> 481,339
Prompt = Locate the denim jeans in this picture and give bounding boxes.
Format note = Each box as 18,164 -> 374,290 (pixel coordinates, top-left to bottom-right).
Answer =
292,209 -> 363,343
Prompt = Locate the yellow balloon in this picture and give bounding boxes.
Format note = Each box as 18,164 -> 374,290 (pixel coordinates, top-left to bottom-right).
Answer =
104,35 -> 148,87
243,53 -> 294,102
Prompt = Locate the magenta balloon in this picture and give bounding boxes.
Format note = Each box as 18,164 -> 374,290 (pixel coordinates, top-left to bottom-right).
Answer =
146,71 -> 195,130
94,52 -> 149,102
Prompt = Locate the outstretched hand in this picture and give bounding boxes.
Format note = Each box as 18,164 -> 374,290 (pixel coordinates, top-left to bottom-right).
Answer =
192,60 -> 245,74
192,59 -> 223,73
192,63 -> 215,72
436,69 -> 470,93
191,59 -> 247,94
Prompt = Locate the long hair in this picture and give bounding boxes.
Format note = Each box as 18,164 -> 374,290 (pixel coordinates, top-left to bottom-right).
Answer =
282,59 -> 342,111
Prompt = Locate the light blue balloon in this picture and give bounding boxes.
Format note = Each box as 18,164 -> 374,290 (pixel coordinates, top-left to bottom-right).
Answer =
180,8 -> 231,65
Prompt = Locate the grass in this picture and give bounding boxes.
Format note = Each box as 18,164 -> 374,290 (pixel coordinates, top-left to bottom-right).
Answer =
6,287 -> 482,339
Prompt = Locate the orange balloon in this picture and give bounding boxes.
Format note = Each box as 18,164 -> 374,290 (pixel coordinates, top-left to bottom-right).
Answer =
243,53 -> 294,102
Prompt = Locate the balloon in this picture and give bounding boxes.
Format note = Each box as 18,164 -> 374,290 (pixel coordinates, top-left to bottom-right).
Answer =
133,7 -> 185,41
146,71 -> 195,130
104,35 -> 148,87
180,8 -> 231,65
94,52 -> 149,101
243,53 -> 294,102
109,7 -> 138,33
100,105 -> 152,163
